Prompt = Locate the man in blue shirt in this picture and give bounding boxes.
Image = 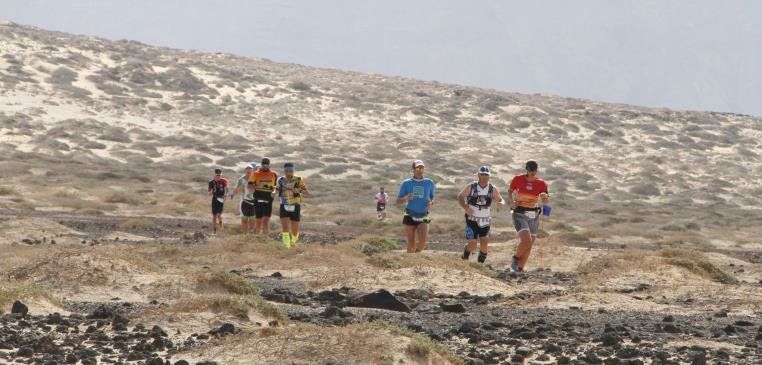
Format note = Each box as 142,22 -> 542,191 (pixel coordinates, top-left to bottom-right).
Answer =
395,160 -> 436,253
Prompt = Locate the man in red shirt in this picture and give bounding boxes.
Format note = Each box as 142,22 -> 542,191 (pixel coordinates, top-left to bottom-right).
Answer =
508,160 -> 549,272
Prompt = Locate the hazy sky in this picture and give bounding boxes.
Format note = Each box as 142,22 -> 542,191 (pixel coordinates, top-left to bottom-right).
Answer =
2,0 -> 761,116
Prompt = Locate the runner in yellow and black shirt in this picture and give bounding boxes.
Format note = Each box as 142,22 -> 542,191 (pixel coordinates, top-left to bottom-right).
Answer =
274,162 -> 308,247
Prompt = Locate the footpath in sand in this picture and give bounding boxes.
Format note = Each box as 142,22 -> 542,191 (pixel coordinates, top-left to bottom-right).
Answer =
0,210 -> 760,364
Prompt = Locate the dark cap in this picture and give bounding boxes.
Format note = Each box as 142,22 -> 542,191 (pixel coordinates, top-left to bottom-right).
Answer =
214,168 -> 222,175
283,162 -> 294,171
261,158 -> 271,165
525,160 -> 538,172
478,165 -> 491,175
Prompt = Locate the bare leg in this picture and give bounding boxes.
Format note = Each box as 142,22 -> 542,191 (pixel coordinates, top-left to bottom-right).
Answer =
212,214 -> 218,233
405,225 -> 416,253
262,217 -> 271,234
416,223 -> 429,252
479,237 -> 489,254
466,239 -> 478,254
515,230 -> 534,269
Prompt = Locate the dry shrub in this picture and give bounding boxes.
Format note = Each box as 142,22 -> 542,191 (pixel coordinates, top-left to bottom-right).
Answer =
364,321 -> 462,364
0,186 -> 17,196
103,191 -> 140,205
0,283 -> 59,313
172,295 -> 257,319
188,270 -> 287,321
658,249 -> 735,283
576,250 -> 654,278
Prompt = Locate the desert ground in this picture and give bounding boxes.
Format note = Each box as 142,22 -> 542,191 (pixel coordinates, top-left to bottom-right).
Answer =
1,22 -> 761,364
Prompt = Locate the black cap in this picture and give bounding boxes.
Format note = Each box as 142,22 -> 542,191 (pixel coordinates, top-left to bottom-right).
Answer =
525,160 -> 538,172
261,158 -> 271,165
214,168 -> 222,175
283,162 -> 294,171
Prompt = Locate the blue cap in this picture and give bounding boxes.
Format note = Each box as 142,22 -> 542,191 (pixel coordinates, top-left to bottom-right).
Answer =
478,166 -> 490,175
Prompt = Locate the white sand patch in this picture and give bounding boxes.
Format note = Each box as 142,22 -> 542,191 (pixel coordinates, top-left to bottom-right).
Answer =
0,218 -> 85,245
667,339 -> 744,351
70,67 -> 108,100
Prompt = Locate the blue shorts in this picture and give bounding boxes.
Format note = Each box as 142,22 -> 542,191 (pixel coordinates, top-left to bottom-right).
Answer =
465,216 -> 490,240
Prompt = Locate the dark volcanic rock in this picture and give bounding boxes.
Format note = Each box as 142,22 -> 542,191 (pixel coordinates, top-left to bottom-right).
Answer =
316,290 -> 347,303
600,332 -> 621,346
348,289 -> 410,312
209,323 -> 235,337
320,306 -> 353,318
440,302 -> 466,313
11,300 -> 29,315
17,346 -> 34,357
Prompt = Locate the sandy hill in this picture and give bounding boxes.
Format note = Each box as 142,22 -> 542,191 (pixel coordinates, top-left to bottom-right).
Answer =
0,22 -> 760,364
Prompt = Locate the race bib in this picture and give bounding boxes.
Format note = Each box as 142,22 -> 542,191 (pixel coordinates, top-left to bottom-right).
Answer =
257,199 -> 269,203
283,204 -> 296,212
523,211 -> 537,219
216,197 -> 225,203
476,217 -> 490,228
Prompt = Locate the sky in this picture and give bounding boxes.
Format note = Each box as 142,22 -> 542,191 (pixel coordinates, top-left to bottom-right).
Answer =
2,0 -> 761,116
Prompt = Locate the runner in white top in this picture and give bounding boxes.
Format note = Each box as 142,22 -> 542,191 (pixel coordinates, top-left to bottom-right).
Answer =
374,187 -> 389,220
230,162 -> 257,236
457,165 -> 504,264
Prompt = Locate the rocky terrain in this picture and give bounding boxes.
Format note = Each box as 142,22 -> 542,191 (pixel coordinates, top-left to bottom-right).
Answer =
1,22 -> 761,364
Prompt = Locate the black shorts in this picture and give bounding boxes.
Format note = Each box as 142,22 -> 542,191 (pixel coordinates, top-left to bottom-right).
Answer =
403,213 -> 431,226
465,217 -> 490,240
377,203 -> 386,212
241,200 -> 256,218
254,199 -> 273,218
279,204 -> 301,221
211,197 -> 224,215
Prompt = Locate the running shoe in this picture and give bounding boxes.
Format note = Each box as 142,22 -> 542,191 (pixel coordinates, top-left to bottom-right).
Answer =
511,255 -> 522,272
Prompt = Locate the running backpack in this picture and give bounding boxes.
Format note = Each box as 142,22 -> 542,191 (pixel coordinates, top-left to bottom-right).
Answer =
467,182 -> 493,207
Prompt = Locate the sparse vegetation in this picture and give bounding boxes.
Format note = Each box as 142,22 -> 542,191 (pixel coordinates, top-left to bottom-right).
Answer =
659,249 -> 736,283
0,186 -> 16,196
192,271 -> 287,321
0,284 -> 60,312
364,321 -> 463,364
103,191 -> 140,205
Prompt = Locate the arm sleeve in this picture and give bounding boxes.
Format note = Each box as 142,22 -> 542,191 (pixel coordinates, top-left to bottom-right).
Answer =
430,181 -> 436,199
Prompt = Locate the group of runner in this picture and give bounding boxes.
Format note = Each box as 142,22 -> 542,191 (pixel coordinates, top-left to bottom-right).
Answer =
207,157 -> 309,248
208,158 -> 549,272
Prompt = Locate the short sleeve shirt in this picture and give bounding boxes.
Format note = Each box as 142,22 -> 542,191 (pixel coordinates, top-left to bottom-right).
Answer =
397,178 -> 436,215
509,174 -> 548,209
208,178 -> 229,198
277,176 -> 307,205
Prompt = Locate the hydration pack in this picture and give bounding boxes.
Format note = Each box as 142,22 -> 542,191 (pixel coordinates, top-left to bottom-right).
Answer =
467,182 -> 493,208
